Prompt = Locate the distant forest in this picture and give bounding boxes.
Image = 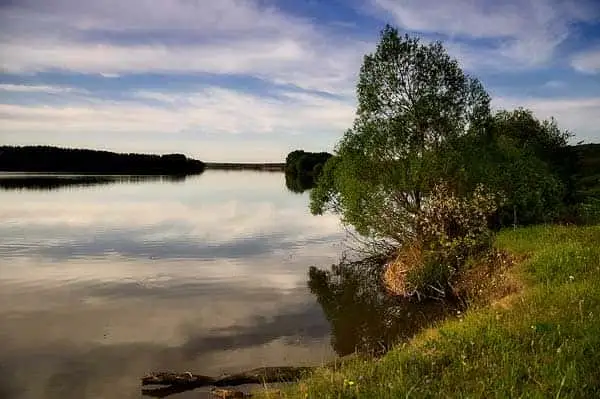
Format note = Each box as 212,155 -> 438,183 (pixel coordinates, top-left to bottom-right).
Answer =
0,146 -> 205,175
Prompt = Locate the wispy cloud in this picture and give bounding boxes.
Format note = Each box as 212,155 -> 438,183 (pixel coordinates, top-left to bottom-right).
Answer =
571,47 -> 600,74
0,87 -> 355,161
542,80 -> 567,89
0,0 -> 367,94
0,83 -> 87,94
0,87 -> 354,135
370,0 -> 599,69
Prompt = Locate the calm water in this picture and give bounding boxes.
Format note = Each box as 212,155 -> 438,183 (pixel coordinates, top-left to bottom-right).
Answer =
0,171 -> 346,399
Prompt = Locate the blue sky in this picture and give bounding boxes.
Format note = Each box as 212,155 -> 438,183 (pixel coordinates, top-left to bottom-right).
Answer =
0,0 -> 599,162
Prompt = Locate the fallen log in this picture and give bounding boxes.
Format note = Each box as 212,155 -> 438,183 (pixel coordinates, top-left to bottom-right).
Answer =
141,367 -> 310,397
141,371 -> 216,386
142,367 -> 311,388
141,355 -> 361,397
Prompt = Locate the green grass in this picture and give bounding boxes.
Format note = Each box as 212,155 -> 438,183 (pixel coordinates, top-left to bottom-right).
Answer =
264,225 -> 600,398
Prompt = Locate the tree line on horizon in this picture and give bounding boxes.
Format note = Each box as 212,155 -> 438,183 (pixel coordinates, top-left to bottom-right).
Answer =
0,146 -> 205,175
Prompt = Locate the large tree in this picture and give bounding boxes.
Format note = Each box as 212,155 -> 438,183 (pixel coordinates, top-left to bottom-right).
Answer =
310,25 -> 491,244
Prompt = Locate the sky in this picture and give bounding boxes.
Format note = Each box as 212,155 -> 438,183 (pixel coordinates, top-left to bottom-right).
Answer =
0,0 -> 599,162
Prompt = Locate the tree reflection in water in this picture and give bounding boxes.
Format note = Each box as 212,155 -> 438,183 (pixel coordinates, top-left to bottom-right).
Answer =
308,255 -> 464,357
0,175 -> 189,191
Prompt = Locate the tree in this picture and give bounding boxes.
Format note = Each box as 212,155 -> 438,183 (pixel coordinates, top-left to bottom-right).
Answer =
285,150 -> 332,176
442,109 -> 573,227
310,25 -> 491,244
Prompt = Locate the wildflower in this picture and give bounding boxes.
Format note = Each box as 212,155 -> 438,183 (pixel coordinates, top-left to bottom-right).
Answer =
343,378 -> 357,388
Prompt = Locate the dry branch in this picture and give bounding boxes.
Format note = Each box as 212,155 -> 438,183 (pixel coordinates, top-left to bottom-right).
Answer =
141,366 -> 313,398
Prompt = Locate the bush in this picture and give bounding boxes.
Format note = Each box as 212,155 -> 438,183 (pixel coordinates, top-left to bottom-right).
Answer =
384,183 -> 502,298
418,183 -> 501,265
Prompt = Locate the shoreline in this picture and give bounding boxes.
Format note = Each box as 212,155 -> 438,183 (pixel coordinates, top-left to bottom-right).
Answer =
252,224 -> 600,398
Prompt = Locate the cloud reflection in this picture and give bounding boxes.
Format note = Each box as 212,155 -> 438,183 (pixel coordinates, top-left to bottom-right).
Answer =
0,171 -> 343,398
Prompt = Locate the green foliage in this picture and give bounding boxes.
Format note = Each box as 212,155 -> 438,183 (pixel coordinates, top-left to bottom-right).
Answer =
490,109 -> 574,225
493,108 -> 571,159
386,183 -> 501,298
310,26 -> 580,236
418,183 -> 500,260
439,109 -> 573,227
573,143 -> 600,201
285,150 -> 332,177
574,198 -> 600,225
310,25 -> 491,244
310,155 -> 341,214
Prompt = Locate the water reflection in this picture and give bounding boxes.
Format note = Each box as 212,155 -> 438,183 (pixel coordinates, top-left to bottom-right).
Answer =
284,172 -> 316,194
0,174 -> 189,191
308,256 -> 463,357
0,171 -> 343,399
0,170 -> 458,398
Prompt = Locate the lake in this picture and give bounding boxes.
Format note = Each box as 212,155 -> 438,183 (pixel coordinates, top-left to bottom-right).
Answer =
0,171 -> 348,398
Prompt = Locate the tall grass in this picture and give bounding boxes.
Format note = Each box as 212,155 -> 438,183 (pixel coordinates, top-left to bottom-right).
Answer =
264,225 -> 600,398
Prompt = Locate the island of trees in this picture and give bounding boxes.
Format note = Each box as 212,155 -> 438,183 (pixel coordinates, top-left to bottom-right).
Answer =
0,146 -> 205,175
284,150 -> 332,193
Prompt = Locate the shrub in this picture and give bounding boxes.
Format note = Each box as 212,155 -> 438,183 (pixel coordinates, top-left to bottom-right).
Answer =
384,183 -> 502,298
418,183 -> 501,265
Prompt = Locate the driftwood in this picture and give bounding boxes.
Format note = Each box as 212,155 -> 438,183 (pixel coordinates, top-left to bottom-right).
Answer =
142,371 -> 216,386
141,355 -> 360,397
141,366 -> 313,398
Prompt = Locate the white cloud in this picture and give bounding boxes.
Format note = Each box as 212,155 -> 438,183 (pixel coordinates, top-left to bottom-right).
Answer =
0,87 -> 354,135
0,87 -> 355,160
0,169 -> 344,289
0,84 -> 87,94
371,0 -> 599,69
0,0 -> 366,94
493,96 -> 600,142
372,0 -> 522,38
0,0 -> 311,36
0,181 -> 342,247
571,47 -> 600,74
0,37 -> 364,94
542,80 -> 566,89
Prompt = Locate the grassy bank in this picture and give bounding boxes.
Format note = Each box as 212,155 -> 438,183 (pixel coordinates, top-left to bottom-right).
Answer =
266,225 -> 600,398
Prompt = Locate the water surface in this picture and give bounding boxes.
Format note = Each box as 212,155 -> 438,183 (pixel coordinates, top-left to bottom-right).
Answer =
0,171 -> 346,398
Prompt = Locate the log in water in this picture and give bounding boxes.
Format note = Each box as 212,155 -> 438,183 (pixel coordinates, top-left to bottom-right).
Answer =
141,357 -> 360,397
141,366 -> 313,397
